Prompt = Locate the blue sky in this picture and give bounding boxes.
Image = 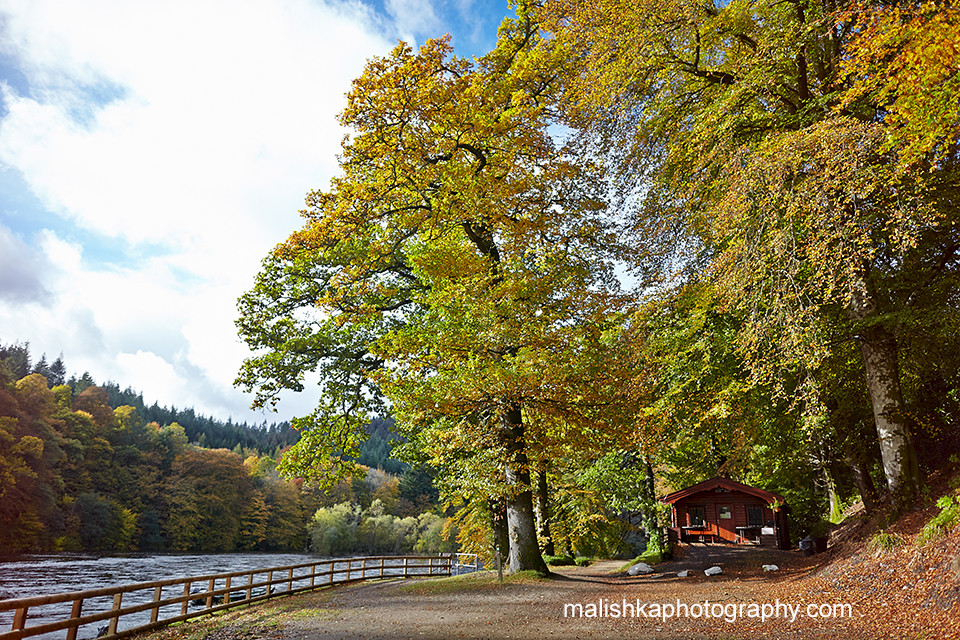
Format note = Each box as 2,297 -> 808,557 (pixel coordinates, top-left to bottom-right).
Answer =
0,0 -> 512,423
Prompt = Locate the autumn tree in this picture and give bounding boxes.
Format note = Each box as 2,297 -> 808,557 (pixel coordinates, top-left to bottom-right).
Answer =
6,374 -> 65,548
840,0 -> 960,166
0,345 -> 315,553
164,448 -> 254,551
535,0 -> 960,508
0,341 -> 31,380
237,15 -> 628,572
0,414 -> 47,550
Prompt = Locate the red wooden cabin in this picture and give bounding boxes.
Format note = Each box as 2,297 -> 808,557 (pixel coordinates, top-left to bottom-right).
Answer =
662,477 -> 791,550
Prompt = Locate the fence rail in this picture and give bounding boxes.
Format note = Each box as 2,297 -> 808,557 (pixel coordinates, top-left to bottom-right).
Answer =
452,553 -> 479,575
0,555 -> 452,640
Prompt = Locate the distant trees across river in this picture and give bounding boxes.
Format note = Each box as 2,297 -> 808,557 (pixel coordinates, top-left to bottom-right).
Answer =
0,341 -> 440,553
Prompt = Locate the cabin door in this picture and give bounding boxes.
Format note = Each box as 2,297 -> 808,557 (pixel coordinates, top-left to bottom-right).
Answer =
716,504 -> 735,541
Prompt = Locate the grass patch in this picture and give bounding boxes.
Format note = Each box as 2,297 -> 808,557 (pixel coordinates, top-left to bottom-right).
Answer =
638,548 -> 663,564
919,494 -> 960,544
618,546 -> 667,572
141,611 -> 264,640
135,590 -> 344,640
396,570 -> 549,595
867,531 -> 906,555
620,545 -> 673,573
158,620 -> 228,640
276,607 -> 339,621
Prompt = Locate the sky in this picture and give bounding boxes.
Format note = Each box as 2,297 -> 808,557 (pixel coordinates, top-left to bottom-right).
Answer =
0,0 -> 512,424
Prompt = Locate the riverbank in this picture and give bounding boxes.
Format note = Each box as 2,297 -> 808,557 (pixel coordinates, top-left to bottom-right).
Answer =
129,547 -> 914,640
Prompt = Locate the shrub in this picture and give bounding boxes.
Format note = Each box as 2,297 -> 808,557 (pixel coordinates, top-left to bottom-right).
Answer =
574,556 -> 593,566
867,531 -> 906,555
358,513 -> 403,553
543,554 -> 575,566
309,501 -> 455,556
414,513 -> 453,554
919,494 -> 960,544
309,502 -> 360,556
637,547 -> 662,564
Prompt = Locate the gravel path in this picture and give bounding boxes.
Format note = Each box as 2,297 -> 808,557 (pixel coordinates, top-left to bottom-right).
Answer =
138,545 -> 892,640
273,549 -> 866,639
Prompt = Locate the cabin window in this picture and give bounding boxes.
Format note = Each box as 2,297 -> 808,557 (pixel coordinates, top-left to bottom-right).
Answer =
747,506 -> 763,527
719,505 -> 732,519
688,505 -> 706,527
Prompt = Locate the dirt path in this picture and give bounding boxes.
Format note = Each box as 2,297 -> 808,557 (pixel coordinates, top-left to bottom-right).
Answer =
141,545 -> 895,640
274,548 -> 859,639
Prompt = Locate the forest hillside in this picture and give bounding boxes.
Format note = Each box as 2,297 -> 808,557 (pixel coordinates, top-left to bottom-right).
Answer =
0,341 -> 441,554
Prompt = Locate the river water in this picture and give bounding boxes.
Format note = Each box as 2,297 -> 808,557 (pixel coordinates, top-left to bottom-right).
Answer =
0,552 -> 324,640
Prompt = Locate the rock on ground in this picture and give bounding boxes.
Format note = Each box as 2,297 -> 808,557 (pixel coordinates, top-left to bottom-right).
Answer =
628,562 -> 654,576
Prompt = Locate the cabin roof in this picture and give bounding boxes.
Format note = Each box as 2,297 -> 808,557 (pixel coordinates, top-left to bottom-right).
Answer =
660,476 -> 786,506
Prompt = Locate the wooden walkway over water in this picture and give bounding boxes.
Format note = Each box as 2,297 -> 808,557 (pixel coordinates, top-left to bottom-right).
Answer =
0,554 -> 467,640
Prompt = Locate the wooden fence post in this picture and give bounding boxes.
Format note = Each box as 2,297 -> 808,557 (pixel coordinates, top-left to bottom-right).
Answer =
108,593 -> 123,635
150,586 -> 163,623
182,582 -> 191,615
66,598 -> 83,640
13,606 -> 28,633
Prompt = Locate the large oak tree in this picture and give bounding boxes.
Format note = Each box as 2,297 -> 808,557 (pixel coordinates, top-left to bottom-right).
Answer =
236,19 -> 626,572
535,0 -> 960,508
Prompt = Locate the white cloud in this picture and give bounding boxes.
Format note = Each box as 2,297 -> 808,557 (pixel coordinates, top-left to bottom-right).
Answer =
0,0 -> 390,259
0,0 -> 395,422
0,225 -> 318,421
384,0 -> 442,45
114,350 -> 183,404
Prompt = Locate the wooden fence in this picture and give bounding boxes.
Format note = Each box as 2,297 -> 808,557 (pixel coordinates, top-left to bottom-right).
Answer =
0,555 -> 452,640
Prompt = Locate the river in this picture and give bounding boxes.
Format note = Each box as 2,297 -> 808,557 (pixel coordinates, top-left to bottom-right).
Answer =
0,552 -> 323,640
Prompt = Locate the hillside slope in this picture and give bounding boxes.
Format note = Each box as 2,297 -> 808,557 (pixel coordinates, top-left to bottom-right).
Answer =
771,464 -> 960,638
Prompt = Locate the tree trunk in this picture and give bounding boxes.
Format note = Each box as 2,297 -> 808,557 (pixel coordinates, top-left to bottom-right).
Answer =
534,469 -> 555,556
848,281 -> 920,508
844,450 -> 878,515
822,390 -> 880,516
642,455 -> 662,553
500,404 -> 549,575
822,463 -> 843,523
489,498 -> 509,570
